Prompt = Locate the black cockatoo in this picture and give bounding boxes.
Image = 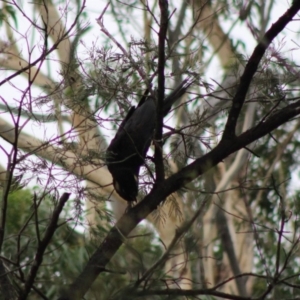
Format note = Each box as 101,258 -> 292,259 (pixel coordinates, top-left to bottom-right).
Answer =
106,79 -> 193,202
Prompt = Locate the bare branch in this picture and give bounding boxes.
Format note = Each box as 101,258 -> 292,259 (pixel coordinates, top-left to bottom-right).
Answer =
21,193 -> 70,299
222,1 -> 300,140
154,0 -> 169,183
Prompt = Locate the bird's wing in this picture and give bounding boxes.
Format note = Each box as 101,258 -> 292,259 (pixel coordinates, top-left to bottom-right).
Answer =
162,77 -> 195,116
119,106 -> 136,130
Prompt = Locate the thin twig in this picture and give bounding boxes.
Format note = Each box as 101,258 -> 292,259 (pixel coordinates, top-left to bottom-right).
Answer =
21,193 -> 70,300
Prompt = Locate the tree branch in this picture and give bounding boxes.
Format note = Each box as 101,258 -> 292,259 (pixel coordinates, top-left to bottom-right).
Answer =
57,98 -> 300,299
154,0 -> 169,183
21,193 -> 70,300
56,2 -> 300,297
0,0 -> 86,88
134,287 -> 254,300
0,115 -> 131,210
222,0 -> 300,140
216,209 -> 248,296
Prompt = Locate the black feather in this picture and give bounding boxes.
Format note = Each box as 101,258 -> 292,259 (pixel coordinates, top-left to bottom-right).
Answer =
106,79 -> 193,202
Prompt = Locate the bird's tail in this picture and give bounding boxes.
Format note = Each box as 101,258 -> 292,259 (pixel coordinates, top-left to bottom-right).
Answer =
163,76 -> 196,116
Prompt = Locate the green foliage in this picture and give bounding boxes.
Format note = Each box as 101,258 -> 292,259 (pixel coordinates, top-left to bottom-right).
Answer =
89,227 -> 165,299
0,5 -> 17,28
1,189 -> 90,298
1,189 -> 171,299
2,0 -> 300,299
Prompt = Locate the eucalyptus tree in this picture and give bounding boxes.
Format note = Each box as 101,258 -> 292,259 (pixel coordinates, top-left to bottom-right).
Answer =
0,0 -> 300,299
